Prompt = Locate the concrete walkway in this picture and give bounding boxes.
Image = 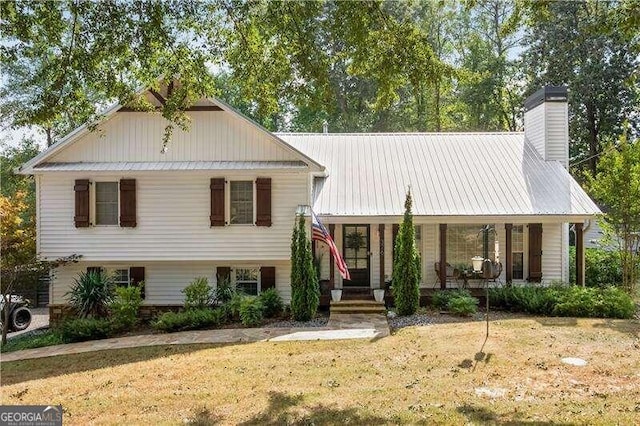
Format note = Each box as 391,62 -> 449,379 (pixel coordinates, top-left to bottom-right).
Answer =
1,313 -> 389,363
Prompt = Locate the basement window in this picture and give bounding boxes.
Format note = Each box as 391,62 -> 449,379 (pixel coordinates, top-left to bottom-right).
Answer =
235,268 -> 259,296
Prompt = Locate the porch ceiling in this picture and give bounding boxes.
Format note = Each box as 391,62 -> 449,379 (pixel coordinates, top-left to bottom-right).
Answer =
279,133 -> 601,218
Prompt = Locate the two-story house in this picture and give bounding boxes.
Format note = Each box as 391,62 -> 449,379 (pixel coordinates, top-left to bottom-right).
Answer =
19,84 -> 600,321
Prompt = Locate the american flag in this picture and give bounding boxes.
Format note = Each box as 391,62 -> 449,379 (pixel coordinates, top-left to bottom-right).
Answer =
311,211 -> 351,280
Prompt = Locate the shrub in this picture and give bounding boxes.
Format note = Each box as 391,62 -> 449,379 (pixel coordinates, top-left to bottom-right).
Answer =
489,285 -> 634,319
447,295 -> 478,316
432,289 -> 472,310
182,277 -> 213,310
227,292 -> 247,319
489,286 -> 559,315
290,214 -> 320,321
0,330 -> 63,353
67,271 -> 114,318
152,308 -> 225,333
58,318 -> 112,343
392,191 -> 421,316
595,286 -> 636,318
259,288 -> 284,318
110,285 -> 143,331
570,247 -> 623,287
239,297 -> 264,327
213,277 -> 235,305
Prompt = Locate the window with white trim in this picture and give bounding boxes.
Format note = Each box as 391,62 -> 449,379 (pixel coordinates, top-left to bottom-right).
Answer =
230,181 -> 254,225
235,268 -> 259,295
446,224 -> 496,269
95,182 -> 119,225
512,225 -> 524,280
113,268 -> 130,287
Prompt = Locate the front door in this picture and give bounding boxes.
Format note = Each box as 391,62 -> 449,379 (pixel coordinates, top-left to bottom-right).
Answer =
343,225 -> 370,287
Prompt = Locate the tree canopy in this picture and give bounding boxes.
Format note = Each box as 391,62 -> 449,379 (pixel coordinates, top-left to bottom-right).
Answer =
1,0 -> 637,178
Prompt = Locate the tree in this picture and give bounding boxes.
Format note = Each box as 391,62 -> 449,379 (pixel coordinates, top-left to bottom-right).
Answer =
392,190 -> 421,316
289,215 -> 320,321
521,0 -> 639,178
0,192 -> 80,343
586,130 -> 640,295
1,0 -> 217,146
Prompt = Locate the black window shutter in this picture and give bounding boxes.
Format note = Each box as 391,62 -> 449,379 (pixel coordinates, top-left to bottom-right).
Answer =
216,266 -> 231,283
74,179 -> 90,227
119,179 -> 137,227
261,267 -> 276,291
256,178 -> 272,226
87,266 -> 103,275
210,178 -> 226,226
528,223 -> 543,282
129,266 -> 146,299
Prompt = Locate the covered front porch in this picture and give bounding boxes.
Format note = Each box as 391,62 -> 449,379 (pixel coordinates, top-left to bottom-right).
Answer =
313,218 -> 588,306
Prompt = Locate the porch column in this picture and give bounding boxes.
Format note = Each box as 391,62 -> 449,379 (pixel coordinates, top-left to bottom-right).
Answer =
505,224 -> 513,284
379,224 -> 385,288
439,224 -> 447,289
329,224 -> 335,290
574,222 -> 585,286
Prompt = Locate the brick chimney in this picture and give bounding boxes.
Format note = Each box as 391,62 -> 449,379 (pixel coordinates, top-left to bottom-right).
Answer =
524,86 -> 569,169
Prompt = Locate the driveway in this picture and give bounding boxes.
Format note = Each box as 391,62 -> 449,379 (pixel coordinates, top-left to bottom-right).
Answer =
7,307 -> 49,339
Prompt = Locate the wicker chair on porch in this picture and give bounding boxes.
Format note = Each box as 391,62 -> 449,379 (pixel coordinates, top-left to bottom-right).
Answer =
434,262 -> 461,288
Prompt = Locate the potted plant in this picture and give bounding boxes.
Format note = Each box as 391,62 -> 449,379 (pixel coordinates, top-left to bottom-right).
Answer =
373,288 -> 385,303
331,289 -> 342,302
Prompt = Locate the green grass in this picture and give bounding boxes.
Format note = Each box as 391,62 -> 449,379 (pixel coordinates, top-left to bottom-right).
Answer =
1,318 -> 638,424
0,329 -> 63,353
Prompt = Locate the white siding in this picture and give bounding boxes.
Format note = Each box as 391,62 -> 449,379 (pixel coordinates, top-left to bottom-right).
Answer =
524,103 -> 569,168
545,103 -> 569,167
524,104 -> 546,160
50,261 -> 292,305
50,112 -> 299,163
38,171 -> 307,261
420,224 -> 437,288
541,222 -> 564,283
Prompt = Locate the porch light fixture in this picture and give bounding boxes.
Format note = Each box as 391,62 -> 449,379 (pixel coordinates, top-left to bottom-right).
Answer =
472,256 -> 484,273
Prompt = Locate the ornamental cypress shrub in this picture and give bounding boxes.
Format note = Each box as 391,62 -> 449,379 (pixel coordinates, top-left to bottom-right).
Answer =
290,214 -> 320,321
392,191 -> 421,315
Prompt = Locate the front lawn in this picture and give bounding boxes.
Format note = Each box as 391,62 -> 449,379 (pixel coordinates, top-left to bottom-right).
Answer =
2,317 -> 638,424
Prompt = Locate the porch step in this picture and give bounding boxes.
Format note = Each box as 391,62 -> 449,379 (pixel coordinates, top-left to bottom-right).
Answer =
330,300 -> 386,315
341,287 -> 375,301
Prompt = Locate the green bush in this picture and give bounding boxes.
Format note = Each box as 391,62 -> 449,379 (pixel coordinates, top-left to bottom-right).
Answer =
489,285 -> 634,319
182,277 -> 213,310
570,247 -> 623,287
67,271 -> 114,318
432,289 -> 472,310
447,295 -> 478,316
0,330 -> 63,353
110,285 -> 143,331
239,297 -> 264,327
259,288 -> 284,318
214,277 -> 236,305
290,215 -> 320,321
489,286 -> 559,315
392,192 -> 421,316
227,292 -> 247,319
57,318 -> 112,343
152,308 -> 225,333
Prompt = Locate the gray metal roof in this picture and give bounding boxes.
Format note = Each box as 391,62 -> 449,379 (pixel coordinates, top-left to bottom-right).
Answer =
34,161 -> 309,172
278,132 -> 601,217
